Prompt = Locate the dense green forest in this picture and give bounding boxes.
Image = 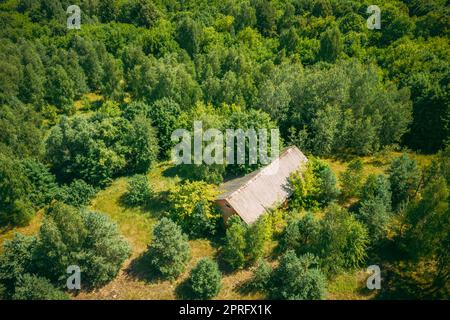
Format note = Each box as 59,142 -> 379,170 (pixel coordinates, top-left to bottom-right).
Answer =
0,0 -> 449,300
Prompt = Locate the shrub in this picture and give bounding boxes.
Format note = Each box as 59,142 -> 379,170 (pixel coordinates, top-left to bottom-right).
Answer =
222,215 -> 248,270
269,251 -> 326,300
246,215 -> 271,264
55,179 -> 97,207
280,212 -> 320,254
187,258 -> 221,299
280,206 -> 368,276
0,154 -> 34,227
318,205 -> 369,274
388,154 -> 421,210
361,174 -> 392,210
122,174 -> 152,206
33,202 -> 131,289
247,259 -> 272,293
357,198 -> 392,244
0,233 -> 36,299
148,218 -> 191,280
12,274 -> 69,300
289,158 -> 339,210
340,159 -> 364,199
168,181 -> 220,238
21,158 -> 58,208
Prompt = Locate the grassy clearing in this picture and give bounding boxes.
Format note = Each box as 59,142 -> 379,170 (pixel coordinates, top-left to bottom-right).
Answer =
0,211 -> 43,253
0,152 -> 434,299
327,271 -> 377,300
324,151 -> 433,186
75,162 -> 261,300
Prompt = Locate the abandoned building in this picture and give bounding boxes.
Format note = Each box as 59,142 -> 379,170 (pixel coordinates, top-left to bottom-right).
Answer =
215,146 -> 308,224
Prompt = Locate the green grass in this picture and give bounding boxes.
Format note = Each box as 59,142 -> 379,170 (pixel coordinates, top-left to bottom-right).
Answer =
327,271 -> 378,300
0,152 -> 435,299
75,162 -> 262,300
0,211 -> 43,253
324,151 -> 433,186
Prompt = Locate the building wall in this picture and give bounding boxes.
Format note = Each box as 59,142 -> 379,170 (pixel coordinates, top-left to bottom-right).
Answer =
215,199 -> 237,222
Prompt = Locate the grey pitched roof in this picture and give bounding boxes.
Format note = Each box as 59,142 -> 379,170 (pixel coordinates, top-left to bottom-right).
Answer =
216,146 -> 308,224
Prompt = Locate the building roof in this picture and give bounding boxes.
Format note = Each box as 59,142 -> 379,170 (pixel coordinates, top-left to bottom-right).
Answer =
216,146 -> 308,224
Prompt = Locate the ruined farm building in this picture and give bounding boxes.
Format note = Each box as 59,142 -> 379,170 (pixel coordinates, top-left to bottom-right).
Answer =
215,146 -> 308,224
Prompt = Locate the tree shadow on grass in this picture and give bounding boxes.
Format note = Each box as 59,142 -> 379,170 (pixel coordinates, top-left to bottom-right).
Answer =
162,165 -> 187,180
175,278 -> 195,300
214,251 -> 238,276
125,252 -> 163,284
234,277 -> 258,296
118,191 -> 170,220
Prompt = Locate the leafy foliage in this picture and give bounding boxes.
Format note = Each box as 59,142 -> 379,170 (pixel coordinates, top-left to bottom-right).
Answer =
168,181 -> 220,239
187,258 -> 222,299
0,233 -> 36,299
54,179 -> 97,208
268,251 -> 326,300
289,158 -> 339,210
13,274 -> 69,300
45,113 -> 158,186
147,218 -> 191,280
388,154 -> 421,211
340,159 -> 364,199
0,154 -> 34,227
33,203 -> 131,289
222,215 -> 248,270
280,205 -> 368,275
122,174 -> 153,207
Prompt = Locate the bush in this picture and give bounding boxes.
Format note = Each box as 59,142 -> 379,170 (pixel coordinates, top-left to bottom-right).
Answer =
289,158 -> 339,210
280,206 -> 368,275
269,251 -> 326,300
0,233 -> 36,299
122,174 -> 152,206
340,159 -> 364,199
318,205 -> 369,274
357,198 -> 392,244
247,259 -> 272,293
222,215 -> 247,270
0,154 -> 34,227
33,202 -> 131,289
222,214 -> 272,270
360,174 -> 392,210
246,215 -> 271,263
388,154 -> 421,210
168,181 -> 220,239
148,218 -> 191,280
12,274 -> 69,300
55,179 -> 97,207
280,212 -> 320,254
187,258 -> 221,299
21,158 -> 58,208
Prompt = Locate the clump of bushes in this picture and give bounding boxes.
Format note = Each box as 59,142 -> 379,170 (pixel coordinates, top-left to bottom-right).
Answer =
247,252 -> 326,300
222,215 -> 272,270
186,258 -> 221,299
122,174 -> 153,207
55,179 -> 97,207
147,218 -> 191,280
0,202 -> 131,298
12,274 -> 69,300
289,158 -> 339,211
168,181 -> 221,239
280,205 -> 369,275
268,251 -> 326,300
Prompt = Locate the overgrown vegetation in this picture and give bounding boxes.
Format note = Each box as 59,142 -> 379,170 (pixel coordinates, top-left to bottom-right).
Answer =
0,0 -> 448,300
